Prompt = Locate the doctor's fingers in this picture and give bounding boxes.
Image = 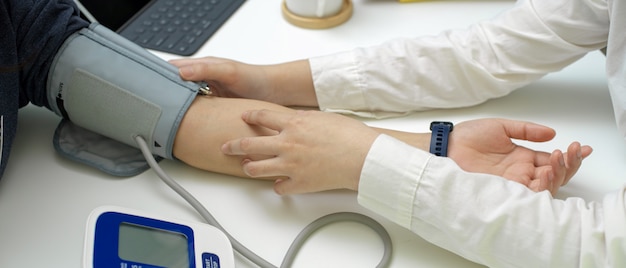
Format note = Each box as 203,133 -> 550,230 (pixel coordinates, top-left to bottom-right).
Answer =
241,109 -> 299,132
530,142 -> 591,185
186,62 -> 234,82
530,150 -> 564,194
497,118 -> 556,142
549,149 -> 567,193
529,167 -> 553,193
241,157 -> 291,178
562,142 -> 591,185
221,136 -> 281,156
170,56 -> 231,67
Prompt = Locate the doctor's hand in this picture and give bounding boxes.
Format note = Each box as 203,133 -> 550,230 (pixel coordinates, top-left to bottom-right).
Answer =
221,109 -> 379,194
170,57 -> 318,107
448,119 -> 592,195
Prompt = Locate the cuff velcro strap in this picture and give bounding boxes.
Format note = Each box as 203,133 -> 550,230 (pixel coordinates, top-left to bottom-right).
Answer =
53,119 -> 161,177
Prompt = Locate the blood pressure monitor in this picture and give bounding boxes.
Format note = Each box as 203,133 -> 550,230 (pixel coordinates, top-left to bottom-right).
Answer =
83,206 -> 234,268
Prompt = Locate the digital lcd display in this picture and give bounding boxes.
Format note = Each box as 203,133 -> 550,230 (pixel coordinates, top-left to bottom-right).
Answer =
118,222 -> 190,267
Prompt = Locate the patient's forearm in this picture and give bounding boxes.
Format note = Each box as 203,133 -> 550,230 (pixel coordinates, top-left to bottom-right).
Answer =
173,96 -> 294,178
173,96 -> 426,178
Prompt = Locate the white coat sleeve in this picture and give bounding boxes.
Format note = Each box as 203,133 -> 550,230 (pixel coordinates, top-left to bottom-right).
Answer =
309,0 -> 608,118
358,135 -> 626,267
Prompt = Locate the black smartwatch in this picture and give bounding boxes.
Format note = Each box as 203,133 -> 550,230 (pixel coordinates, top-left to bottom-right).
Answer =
429,121 -> 454,157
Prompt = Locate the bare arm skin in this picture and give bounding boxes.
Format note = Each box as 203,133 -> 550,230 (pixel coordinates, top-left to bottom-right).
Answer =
172,95 -> 428,179
170,58 -> 591,195
173,96 -> 294,179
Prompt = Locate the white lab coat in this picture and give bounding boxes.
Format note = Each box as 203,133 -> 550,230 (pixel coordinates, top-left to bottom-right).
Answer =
309,0 -> 626,266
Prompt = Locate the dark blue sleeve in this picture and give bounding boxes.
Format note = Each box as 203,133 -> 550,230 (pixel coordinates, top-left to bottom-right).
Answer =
14,0 -> 90,108
0,0 -> 89,179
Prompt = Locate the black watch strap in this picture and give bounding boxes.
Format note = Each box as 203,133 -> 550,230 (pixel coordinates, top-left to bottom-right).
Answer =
429,121 -> 454,157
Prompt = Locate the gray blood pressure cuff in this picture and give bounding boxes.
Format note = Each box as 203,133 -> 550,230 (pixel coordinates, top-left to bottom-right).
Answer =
47,23 -> 203,176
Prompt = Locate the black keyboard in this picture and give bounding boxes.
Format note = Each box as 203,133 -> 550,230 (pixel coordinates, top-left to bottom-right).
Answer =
118,0 -> 246,56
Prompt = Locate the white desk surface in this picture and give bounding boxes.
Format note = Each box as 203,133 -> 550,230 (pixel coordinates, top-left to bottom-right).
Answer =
2,0 -> 623,267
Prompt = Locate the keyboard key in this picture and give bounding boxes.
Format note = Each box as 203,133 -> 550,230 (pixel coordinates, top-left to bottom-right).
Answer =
118,0 -> 246,56
163,32 -> 185,49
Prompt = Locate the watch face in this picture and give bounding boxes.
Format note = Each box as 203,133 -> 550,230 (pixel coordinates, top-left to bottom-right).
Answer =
429,121 -> 454,131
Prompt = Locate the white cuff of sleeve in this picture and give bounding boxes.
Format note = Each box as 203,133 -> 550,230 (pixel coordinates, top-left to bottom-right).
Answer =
357,134 -> 432,228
